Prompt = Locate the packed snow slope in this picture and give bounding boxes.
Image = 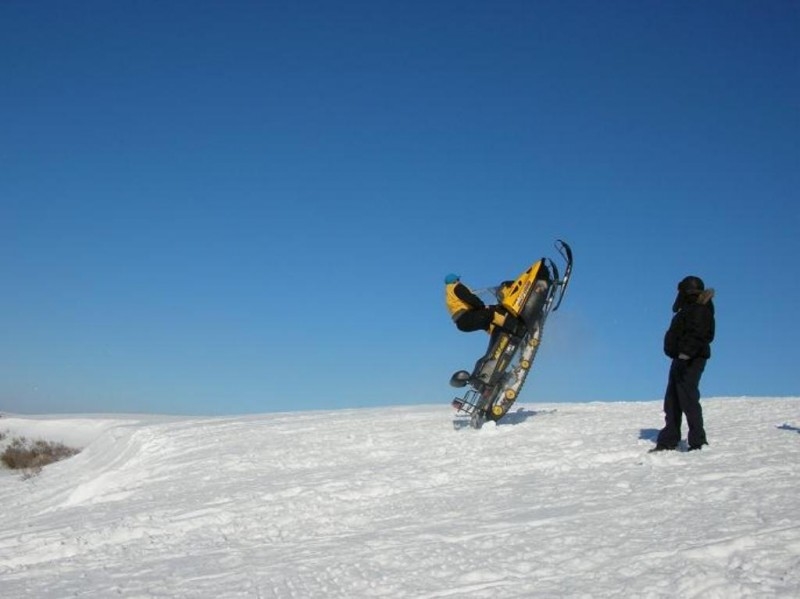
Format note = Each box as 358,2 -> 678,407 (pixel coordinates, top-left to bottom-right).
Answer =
1,397 -> 798,598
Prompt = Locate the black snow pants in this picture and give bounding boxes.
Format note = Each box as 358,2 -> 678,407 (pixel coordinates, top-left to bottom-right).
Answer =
455,308 -> 495,333
657,357 -> 708,449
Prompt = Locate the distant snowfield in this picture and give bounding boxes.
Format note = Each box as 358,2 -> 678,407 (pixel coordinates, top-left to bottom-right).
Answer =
1,397 -> 798,598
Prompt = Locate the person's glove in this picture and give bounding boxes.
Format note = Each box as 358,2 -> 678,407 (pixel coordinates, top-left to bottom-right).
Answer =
678,353 -> 690,360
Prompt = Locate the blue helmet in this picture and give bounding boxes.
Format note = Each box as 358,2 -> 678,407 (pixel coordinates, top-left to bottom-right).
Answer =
444,273 -> 460,284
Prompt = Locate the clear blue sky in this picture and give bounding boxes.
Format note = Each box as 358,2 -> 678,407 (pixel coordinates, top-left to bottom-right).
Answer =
2,1 -> 798,415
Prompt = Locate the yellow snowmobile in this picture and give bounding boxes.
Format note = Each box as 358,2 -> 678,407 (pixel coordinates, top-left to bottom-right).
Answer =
450,240 -> 573,429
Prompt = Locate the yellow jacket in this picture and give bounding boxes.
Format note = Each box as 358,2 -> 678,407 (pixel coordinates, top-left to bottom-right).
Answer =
445,282 -> 484,321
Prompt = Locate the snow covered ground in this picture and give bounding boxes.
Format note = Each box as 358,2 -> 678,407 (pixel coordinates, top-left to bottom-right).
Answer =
0,397 -> 798,598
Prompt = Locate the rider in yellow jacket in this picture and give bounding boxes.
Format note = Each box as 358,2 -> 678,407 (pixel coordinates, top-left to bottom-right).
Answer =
445,274 -> 522,336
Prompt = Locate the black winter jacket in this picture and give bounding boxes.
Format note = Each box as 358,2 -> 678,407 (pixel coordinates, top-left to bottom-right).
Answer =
663,289 -> 716,359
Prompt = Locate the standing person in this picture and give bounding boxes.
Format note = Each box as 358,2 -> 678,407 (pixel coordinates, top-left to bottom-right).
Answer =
653,275 -> 716,452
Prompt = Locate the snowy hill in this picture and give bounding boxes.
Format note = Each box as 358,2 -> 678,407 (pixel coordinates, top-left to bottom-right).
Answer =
1,398 -> 798,598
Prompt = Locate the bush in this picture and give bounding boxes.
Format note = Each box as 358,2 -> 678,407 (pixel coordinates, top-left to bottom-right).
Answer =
1,436 -> 80,474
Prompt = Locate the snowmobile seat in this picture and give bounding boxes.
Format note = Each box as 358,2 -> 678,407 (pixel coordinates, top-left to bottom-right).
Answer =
471,356 -> 496,385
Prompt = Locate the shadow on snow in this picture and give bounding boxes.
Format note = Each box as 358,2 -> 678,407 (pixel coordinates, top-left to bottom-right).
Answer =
497,408 -> 558,426
776,423 -> 800,434
639,428 -> 660,442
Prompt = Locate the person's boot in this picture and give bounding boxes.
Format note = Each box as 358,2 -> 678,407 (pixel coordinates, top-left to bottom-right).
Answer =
493,309 -> 526,339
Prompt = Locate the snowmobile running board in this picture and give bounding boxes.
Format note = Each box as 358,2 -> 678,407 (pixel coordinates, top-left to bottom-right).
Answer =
451,239 -> 573,429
